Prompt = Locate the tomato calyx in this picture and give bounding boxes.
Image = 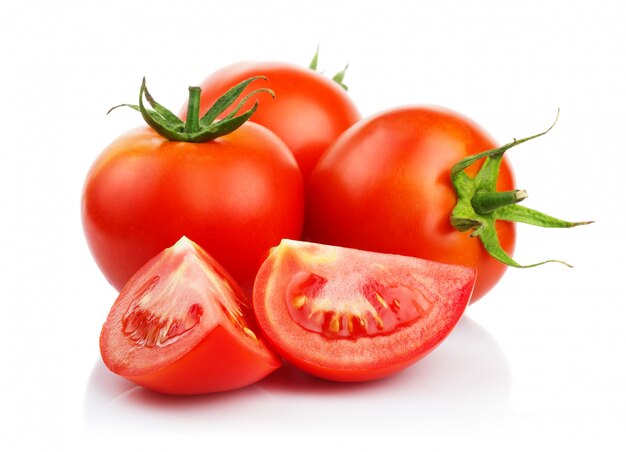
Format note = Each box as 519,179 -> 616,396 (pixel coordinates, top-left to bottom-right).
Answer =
450,110 -> 593,268
308,46 -> 350,91
108,77 -> 274,142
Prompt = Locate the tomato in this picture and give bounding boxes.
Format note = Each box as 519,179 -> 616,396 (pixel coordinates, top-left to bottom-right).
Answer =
305,106 -> 515,303
82,79 -> 304,294
253,239 -> 476,382
188,61 -> 361,182
100,236 -> 281,395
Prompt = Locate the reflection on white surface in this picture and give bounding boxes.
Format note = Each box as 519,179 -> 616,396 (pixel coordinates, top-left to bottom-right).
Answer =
83,316 -> 512,435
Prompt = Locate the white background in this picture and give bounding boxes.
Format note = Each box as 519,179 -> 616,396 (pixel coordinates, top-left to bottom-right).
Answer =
1,0 -> 623,450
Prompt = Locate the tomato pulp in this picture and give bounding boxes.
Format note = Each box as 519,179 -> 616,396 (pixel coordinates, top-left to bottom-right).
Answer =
253,239 -> 476,382
306,106 -> 516,302
100,236 -> 281,395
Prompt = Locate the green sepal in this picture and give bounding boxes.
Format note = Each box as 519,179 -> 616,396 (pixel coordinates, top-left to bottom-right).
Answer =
184,101 -> 260,143
450,110 -> 592,268
199,76 -> 270,127
332,65 -> 349,91
309,45 -> 320,71
143,81 -> 185,127
137,79 -> 185,140
308,46 -> 350,91
497,204 -> 593,229
109,76 -> 273,143
477,218 -> 573,269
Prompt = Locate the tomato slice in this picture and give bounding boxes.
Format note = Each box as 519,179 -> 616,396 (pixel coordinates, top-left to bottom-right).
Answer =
99,236 -> 281,395
253,240 -> 476,382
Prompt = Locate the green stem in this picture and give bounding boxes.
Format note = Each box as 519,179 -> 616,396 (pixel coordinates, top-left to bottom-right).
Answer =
472,189 -> 528,214
185,86 -> 201,134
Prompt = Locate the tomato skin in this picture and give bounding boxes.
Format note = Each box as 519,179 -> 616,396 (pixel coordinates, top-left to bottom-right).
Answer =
100,237 -> 281,395
125,325 -> 278,395
191,62 -> 361,182
306,107 -> 515,302
82,122 -> 304,293
253,240 -> 476,382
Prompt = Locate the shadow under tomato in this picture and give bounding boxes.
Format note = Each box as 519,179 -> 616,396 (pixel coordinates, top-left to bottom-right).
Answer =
256,316 -> 513,408
83,359 -> 270,428
83,316 -> 512,435
257,360 -> 404,395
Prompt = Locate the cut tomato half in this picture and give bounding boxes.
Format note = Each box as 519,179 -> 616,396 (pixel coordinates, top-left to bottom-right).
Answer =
100,236 -> 281,395
253,240 -> 476,382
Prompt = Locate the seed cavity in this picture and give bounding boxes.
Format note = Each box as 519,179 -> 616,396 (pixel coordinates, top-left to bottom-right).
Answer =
122,302 -> 203,348
286,271 -> 432,340
121,275 -> 203,349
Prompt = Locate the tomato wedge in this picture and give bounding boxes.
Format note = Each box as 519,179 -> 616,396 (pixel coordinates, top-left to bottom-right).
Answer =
253,240 -> 477,382
100,236 -> 281,395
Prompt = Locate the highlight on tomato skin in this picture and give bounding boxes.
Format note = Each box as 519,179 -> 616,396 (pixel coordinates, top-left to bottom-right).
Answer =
99,236 -> 281,395
252,239 -> 477,383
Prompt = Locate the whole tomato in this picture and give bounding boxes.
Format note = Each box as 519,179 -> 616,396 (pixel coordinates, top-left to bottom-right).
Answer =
306,106 -> 586,302
82,78 -> 304,294
186,58 -> 360,183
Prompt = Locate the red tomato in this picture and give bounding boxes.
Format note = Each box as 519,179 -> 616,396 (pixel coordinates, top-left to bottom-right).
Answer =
82,121 -> 304,294
253,239 -> 476,382
189,62 -> 361,182
100,236 -> 281,395
306,106 -> 515,303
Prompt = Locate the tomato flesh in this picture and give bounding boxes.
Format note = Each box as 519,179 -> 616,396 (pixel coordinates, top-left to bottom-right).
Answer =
100,236 -> 281,395
253,240 -> 476,382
